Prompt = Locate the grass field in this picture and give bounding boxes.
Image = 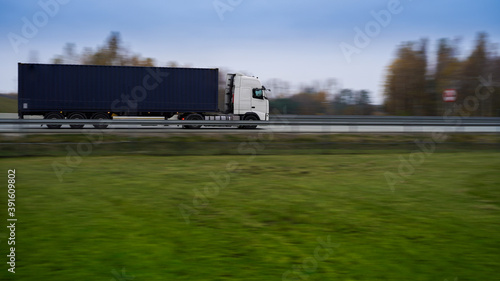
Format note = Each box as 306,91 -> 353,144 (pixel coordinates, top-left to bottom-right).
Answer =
0,95 -> 17,113
1,133 -> 499,158
0,152 -> 499,280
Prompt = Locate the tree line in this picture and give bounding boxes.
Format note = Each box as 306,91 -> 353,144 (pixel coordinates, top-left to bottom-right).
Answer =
384,32 -> 500,116
51,32 -> 156,67
270,89 -> 375,115
48,32 -> 500,116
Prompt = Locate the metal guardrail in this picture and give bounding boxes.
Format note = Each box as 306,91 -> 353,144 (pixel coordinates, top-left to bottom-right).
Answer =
272,115 -> 500,120
0,118 -> 499,127
271,115 -> 500,124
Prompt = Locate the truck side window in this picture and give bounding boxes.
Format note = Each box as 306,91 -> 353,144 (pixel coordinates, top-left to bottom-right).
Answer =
253,89 -> 264,99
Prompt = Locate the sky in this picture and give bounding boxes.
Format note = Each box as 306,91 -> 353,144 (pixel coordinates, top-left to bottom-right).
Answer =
1,0 -> 499,104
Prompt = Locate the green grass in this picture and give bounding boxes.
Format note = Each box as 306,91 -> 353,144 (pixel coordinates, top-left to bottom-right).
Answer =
0,152 -> 499,280
0,95 -> 17,113
1,133 -> 499,157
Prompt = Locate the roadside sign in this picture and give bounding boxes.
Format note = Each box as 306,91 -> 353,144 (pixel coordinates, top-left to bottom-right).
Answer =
443,89 -> 457,102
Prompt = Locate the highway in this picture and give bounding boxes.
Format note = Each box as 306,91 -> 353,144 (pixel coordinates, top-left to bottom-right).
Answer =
0,114 -> 499,134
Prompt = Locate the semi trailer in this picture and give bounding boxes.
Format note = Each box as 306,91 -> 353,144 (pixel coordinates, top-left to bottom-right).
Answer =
18,63 -> 269,129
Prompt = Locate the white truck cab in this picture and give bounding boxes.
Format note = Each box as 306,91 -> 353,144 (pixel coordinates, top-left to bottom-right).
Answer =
225,74 -> 269,121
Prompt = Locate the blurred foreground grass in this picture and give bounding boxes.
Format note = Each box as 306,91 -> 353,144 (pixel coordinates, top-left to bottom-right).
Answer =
1,133 -> 499,157
0,152 -> 499,280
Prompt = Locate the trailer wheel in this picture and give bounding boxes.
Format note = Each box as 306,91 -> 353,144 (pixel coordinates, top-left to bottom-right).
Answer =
44,112 -> 64,129
91,113 -> 110,129
239,114 -> 259,129
68,113 -> 86,129
183,114 -> 203,129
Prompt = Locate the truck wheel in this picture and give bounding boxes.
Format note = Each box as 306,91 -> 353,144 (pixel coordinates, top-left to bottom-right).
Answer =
183,114 -> 203,129
44,112 -> 64,129
239,115 -> 259,129
68,113 -> 86,129
91,113 -> 110,129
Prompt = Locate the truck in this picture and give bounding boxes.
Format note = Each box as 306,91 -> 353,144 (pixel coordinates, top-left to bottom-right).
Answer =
18,63 -> 269,129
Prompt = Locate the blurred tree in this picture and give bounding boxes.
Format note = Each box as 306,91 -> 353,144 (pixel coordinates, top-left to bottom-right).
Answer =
433,38 -> 462,115
385,32 -> 500,116
384,39 -> 429,115
291,91 -> 328,115
332,89 -> 352,114
167,61 -> 179,67
265,78 -> 292,98
268,86 -> 373,116
358,90 -> 374,115
52,43 -> 78,64
458,32 -> 491,116
270,98 -> 299,114
52,32 -> 155,67
332,89 -> 373,115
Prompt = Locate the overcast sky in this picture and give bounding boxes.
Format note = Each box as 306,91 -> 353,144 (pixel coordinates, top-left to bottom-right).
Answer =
1,0 -> 499,104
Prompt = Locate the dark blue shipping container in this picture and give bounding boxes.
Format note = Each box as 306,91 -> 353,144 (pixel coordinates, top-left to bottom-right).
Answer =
18,63 -> 219,116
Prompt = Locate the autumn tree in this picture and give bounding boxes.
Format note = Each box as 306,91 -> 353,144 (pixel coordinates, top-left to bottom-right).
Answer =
290,91 -> 328,115
433,38 -> 462,115
385,32 -> 500,116
384,39 -> 428,115
458,33 -> 492,116
52,32 -> 155,67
